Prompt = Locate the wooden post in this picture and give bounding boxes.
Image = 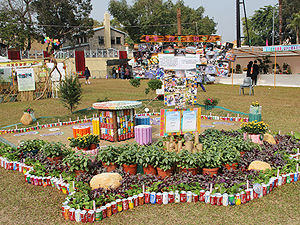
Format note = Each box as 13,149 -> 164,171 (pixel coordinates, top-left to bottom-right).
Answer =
113,111 -> 118,142
274,51 -> 276,89
231,49 -> 234,86
177,8 -> 182,47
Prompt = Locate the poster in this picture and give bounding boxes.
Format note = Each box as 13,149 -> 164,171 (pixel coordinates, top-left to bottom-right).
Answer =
165,111 -> 181,133
16,68 -> 35,92
182,110 -> 197,132
0,68 -> 12,82
159,54 -> 200,70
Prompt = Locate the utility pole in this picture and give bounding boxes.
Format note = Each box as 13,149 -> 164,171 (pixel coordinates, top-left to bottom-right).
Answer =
177,8 -> 182,47
236,0 -> 241,47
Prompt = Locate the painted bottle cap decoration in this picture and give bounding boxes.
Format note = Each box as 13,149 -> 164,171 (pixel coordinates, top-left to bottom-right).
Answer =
92,101 -> 142,110
253,183 -> 262,194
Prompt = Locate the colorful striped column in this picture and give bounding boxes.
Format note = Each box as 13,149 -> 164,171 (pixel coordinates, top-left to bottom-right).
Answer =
134,125 -> 152,145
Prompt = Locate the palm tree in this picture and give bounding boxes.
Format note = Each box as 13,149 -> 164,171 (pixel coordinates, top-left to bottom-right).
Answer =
288,12 -> 300,44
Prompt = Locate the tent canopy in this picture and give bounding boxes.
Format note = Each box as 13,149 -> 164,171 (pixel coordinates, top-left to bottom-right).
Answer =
106,59 -> 130,66
0,56 -> 11,62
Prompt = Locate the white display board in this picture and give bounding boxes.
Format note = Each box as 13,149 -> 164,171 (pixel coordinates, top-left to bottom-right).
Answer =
16,68 -> 35,91
159,54 -> 200,70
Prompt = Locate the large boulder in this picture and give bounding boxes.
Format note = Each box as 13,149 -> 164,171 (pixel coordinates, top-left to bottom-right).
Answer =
90,173 -> 122,190
20,113 -> 33,125
248,161 -> 272,171
263,133 -> 276,144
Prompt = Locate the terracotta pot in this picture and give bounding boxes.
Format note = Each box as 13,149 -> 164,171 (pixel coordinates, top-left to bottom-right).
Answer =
202,167 -> 219,177
47,156 -> 63,164
240,151 -> 245,157
74,169 -> 85,176
181,167 -> 198,176
77,146 -> 89,151
157,167 -> 173,179
123,164 -> 137,175
143,165 -> 157,175
223,163 -> 238,170
90,144 -> 97,150
102,162 -> 118,172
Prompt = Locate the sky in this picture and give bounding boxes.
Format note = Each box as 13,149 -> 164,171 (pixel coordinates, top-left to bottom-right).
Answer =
91,0 -> 278,42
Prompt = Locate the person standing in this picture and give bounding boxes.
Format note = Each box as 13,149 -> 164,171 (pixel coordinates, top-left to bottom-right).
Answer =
125,67 -> 130,79
112,66 -> 116,79
84,67 -> 91,85
246,61 -> 253,77
252,60 -> 259,86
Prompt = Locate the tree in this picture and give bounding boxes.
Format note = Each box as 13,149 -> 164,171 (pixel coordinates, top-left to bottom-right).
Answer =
108,0 -> 217,43
242,5 -> 279,46
59,76 -> 82,113
31,0 -> 94,44
0,0 -> 36,50
288,13 -> 300,44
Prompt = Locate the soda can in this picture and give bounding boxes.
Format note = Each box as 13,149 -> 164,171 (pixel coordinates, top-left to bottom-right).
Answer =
156,192 -> 162,204
253,191 -> 258,199
106,203 -> 112,217
122,198 -> 128,211
199,190 -> 205,202
101,206 -> 107,218
128,197 -> 134,209
278,176 -> 283,186
245,189 -> 250,202
262,184 -> 267,196
294,172 -> 298,182
138,193 -> 144,206
210,194 -> 216,205
95,208 -> 102,221
163,192 -> 168,204
269,182 -> 273,192
168,191 -> 174,203
204,191 -> 210,204
150,192 -> 156,204
186,191 -> 192,203
50,177 -> 55,187
228,194 -> 235,206
222,193 -> 228,206
75,209 -> 81,222
144,192 -> 150,204
133,195 -> 139,207
240,191 -> 246,204
64,206 -> 70,220
216,193 -> 222,206
87,210 -> 95,223
273,177 -> 278,187
30,176 -> 35,185
69,208 -> 75,221
34,176 -> 39,186
282,174 -> 287,185
175,190 -> 180,203
286,174 -> 291,184
38,177 -> 43,186
266,183 -> 270,194
80,210 -> 87,223
193,194 -> 199,203
180,191 -> 187,203
116,199 -> 122,212
111,201 -> 117,214
290,173 -> 294,182
62,204 -> 67,217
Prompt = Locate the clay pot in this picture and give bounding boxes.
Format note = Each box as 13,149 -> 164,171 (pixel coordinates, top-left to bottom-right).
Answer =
202,167 -> 219,177
102,162 -> 118,172
123,164 -> 137,175
181,167 -> 198,176
74,170 -> 85,177
143,165 -> 157,175
223,163 -> 238,170
47,156 -> 63,164
157,167 -> 173,179
90,144 -> 97,150
240,151 -> 245,157
77,147 -> 89,151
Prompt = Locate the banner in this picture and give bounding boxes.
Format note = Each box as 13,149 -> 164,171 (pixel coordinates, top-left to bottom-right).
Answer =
263,44 -> 300,52
159,54 -> 200,70
140,35 -> 221,43
0,59 -> 42,68
0,68 -> 12,82
17,68 -> 35,92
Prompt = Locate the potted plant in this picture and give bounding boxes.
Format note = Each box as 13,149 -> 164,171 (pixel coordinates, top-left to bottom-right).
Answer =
24,107 -> 36,121
97,145 -> 120,172
137,145 -> 160,175
240,120 -> 268,144
18,139 -> 47,156
62,151 -> 92,176
41,141 -> 69,164
88,134 -> 100,150
203,97 -> 219,110
117,143 -> 139,175
199,147 -> 222,177
176,149 -> 200,175
156,150 -> 176,178
221,143 -> 240,170
67,135 -> 90,150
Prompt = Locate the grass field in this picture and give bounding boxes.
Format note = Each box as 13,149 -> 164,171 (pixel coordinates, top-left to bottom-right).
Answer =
1,78 -> 300,224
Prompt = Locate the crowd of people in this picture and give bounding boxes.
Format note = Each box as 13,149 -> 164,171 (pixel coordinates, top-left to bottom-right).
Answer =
111,65 -> 131,79
246,60 -> 259,86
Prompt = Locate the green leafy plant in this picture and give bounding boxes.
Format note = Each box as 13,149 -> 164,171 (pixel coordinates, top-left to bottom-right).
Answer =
24,108 -> 34,113
62,151 -> 92,172
203,97 -> 219,106
176,149 -> 201,169
59,76 -> 82,113
18,139 -> 48,155
117,143 -> 139,165
41,141 -> 69,158
136,145 -> 161,168
97,145 -> 121,165
156,150 -> 176,171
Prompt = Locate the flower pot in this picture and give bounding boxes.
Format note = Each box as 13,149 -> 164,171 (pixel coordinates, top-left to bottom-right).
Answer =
223,163 -> 238,171
47,156 -> 63,164
240,151 -> 245,157
202,167 -> 219,177
77,146 -> 89,151
204,105 -> 214,110
102,162 -> 118,172
157,167 -> 173,179
74,169 -> 85,176
243,133 -> 263,144
181,167 -> 198,176
123,164 -> 137,175
143,165 -> 157,175
89,144 -> 97,150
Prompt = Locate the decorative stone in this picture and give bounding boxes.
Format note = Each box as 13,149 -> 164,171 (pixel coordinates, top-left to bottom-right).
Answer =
20,113 -> 33,125
90,173 -> 122,190
248,161 -> 272,171
263,133 -> 276,144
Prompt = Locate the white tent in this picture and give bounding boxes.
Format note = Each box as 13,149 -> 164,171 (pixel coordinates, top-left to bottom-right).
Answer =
0,56 -> 11,62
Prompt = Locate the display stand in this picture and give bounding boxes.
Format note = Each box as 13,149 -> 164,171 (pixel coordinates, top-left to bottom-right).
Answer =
249,106 -> 262,122
92,101 -> 142,142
